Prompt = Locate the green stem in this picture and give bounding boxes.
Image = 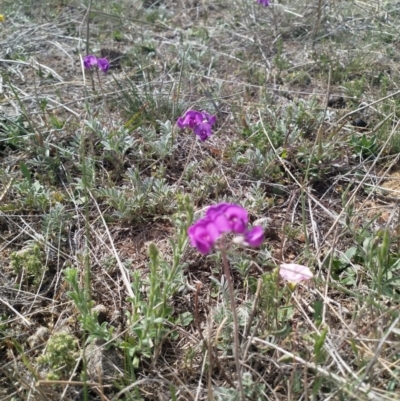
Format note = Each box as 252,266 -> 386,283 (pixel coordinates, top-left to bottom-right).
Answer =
175,134 -> 196,189
220,240 -> 244,400
95,68 -> 107,107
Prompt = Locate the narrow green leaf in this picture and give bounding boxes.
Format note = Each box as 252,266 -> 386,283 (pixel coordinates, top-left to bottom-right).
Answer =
19,162 -> 31,185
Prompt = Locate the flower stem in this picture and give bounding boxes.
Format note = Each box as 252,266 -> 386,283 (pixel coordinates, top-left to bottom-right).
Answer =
175,133 -> 196,189
220,241 -> 244,400
95,68 -> 106,106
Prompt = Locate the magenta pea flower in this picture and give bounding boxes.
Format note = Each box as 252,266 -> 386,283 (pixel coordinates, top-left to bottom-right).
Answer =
193,122 -> 213,142
201,111 -> 216,126
177,109 -> 217,142
83,54 -> 98,69
244,226 -> 264,247
97,58 -> 110,73
188,218 -> 220,254
177,110 -> 203,129
213,204 -> 249,234
205,203 -> 229,220
257,0 -> 270,6
188,202 -> 263,254
83,55 -> 109,73
279,263 -> 313,284
233,225 -> 264,247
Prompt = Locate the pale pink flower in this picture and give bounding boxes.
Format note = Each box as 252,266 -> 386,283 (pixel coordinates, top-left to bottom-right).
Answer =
279,263 -> 313,283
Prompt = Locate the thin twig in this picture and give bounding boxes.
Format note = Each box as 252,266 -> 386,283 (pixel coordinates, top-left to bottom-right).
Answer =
88,191 -> 134,299
0,296 -> 31,327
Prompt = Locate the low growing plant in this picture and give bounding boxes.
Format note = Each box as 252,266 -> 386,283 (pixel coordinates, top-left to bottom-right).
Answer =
121,196 -> 194,367
11,244 -> 46,288
37,332 -> 79,380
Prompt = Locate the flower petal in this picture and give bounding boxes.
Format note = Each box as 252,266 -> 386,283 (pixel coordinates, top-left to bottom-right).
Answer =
97,58 -> 110,73
177,110 -> 203,129
193,122 -> 212,141
83,54 -> 98,69
213,213 -> 232,234
177,117 -> 186,129
223,204 -> 248,233
188,218 -> 220,254
279,263 -> 313,283
201,111 -> 217,126
244,226 -> 264,247
205,203 -> 248,234
206,203 -> 229,220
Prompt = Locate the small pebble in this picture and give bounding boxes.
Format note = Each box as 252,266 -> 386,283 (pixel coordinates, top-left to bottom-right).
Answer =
328,96 -> 346,108
351,118 -> 368,128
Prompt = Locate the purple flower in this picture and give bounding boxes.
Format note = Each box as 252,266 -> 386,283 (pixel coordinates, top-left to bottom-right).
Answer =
201,111 -> 216,126
205,203 -> 229,220
177,109 -> 217,142
193,122 -> 213,141
244,226 -> 264,247
188,218 -> 220,254
213,204 -> 248,234
188,203 -> 264,254
83,55 -> 98,69
83,55 -> 110,73
177,110 -> 203,129
97,57 -> 110,73
257,0 -> 270,6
